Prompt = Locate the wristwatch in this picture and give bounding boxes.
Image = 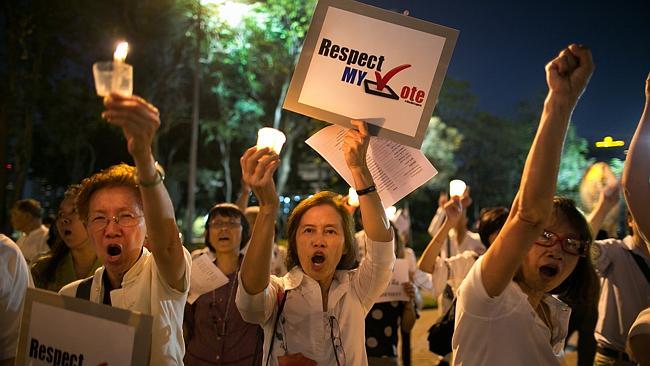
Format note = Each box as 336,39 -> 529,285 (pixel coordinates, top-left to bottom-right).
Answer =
137,161 -> 165,187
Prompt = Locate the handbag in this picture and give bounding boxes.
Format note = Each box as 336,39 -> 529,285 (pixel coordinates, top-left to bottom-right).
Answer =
427,287 -> 456,356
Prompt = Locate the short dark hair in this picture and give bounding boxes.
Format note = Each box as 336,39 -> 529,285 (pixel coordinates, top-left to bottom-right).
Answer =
478,207 -> 509,248
548,197 -> 597,303
285,191 -> 358,271
13,199 -> 44,219
76,164 -> 140,223
204,203 -> 250,251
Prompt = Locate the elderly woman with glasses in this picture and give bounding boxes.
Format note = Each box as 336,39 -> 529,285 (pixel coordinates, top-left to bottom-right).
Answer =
452,44 -> 597,365
183,203 -> 265,365
60,93 -> 191,366
236,120 -> 395,365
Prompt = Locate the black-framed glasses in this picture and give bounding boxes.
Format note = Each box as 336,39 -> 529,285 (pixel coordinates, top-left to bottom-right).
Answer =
87,212 -> 143,232
535,229 -> 589,257
329,315 -> 346,366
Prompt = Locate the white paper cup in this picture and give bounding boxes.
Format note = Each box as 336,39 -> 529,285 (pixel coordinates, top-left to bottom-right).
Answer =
347,187 -> 359,207
385,206 -> 397,221
449,179 -> 466,197
256,127 -> 286,154
92,61 -> 133,97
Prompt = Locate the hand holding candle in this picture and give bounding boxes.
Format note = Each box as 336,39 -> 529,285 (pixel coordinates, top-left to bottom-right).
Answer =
92,41 -> 133,97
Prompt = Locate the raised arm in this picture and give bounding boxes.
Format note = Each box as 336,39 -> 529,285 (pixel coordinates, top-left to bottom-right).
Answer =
343,120 -> 392,242
239,147 -> 280,295
622,72 -> 650,239
234,181 -> 251,213
480,45 -> 594,297
587,182 -> 620,236
418,196 -> 462,273
103,93 -> 186,291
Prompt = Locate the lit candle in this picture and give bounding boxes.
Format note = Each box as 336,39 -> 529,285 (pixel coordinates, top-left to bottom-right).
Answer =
449,179 -> 466,198
385,206 -> 397,221
256,127 -> 286,154
347,187 -> 359,207
113,42 -> 129,63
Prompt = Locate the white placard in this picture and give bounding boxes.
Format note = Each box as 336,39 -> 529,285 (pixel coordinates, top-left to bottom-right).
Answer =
377,258 -> 410,303
188,253 -> 230,304
306,124 -> 438,208
16,288 -> 152,365
284,0 -> 458,148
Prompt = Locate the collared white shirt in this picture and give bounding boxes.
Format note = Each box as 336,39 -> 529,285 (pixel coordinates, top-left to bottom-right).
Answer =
236,235 -> 395,366
1,234 -> 34,360
593,236 -> 650,352
16,225 -> 49,263
453,256 -> 571,365
60,247 -> 192,366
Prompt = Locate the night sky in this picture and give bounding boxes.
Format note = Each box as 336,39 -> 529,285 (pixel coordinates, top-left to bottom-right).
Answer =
361,0 -> 650,151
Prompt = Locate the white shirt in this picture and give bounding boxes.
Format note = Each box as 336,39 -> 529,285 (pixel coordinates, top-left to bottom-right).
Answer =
60,247 -> 192,366
236,236 -> 395,366
593,236 -> 650,352
1,234 -> 34,361
430,250 -> 478,299
16,225 -> 49,263
453,256 -> 571,365
427,208 -> 485,258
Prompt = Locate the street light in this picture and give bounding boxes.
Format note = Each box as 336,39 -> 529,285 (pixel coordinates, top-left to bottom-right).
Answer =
595,136 -> 625,148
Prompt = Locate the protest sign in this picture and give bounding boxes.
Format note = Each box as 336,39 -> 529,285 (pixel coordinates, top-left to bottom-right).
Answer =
16,288 -> 152,366
284,0 -> 458,148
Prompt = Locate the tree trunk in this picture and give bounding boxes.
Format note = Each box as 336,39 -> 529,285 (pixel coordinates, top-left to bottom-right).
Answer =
218,139 -> 233,202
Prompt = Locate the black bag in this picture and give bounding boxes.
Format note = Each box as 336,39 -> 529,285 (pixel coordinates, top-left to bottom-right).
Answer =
427,295 -> 456,356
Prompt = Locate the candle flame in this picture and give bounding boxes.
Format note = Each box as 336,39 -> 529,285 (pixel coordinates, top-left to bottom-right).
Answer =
113,42 -> 129,63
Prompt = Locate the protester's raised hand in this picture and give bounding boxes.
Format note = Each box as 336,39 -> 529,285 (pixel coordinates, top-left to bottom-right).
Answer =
600,181 -> 621,213
240,147 -> 279,208
545,44 -> 594,101
343,120 -> 371,171
102,93 -> 160,159
443,196 -> 463,226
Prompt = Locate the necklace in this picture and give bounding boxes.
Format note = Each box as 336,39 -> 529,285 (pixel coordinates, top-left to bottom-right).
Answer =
211,269 -> 239,337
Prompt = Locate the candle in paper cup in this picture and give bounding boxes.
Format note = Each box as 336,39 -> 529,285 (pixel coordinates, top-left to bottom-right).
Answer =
92,41 -> 133,97
449,179 -> 466,197
385,206 -> 397,221
256,127 -> 286,154
347,187 -> 359,207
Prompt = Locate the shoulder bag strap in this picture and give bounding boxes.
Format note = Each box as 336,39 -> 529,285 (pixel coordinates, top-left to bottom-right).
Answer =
266,289 -> 289,366
75,276 -> 94,300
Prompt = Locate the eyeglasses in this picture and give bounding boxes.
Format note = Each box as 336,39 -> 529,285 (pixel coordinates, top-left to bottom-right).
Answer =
535,229 -> 589,257
87,212 -> 143,232
329,315 -> 346,366
208,220 -> 241,229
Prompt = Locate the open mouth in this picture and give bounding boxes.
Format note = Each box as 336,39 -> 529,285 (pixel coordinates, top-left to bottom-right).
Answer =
311,253 -> 325,265
63,229 -> 72,236
218,236 -> 230,241
107,244 -> 122,257
539,264 -> 559,278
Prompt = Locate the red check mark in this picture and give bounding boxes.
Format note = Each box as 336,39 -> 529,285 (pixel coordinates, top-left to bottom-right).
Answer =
374,64 -> 411,91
